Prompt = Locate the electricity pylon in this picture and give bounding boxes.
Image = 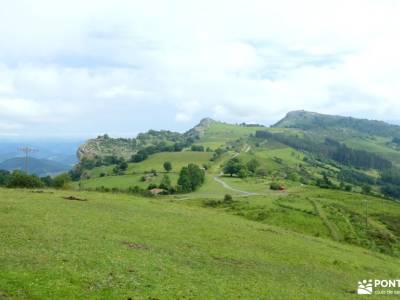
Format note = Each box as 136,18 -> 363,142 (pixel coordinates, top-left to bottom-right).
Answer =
18,147 -> 38,174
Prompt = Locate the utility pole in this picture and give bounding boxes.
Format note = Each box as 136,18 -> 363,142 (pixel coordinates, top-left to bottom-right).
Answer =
18,147 -> 38,174
364,199 -> 368,232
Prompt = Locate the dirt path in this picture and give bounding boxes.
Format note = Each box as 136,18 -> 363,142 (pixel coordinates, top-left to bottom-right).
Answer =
212,144 -> 257,196
213,175 -> 258,196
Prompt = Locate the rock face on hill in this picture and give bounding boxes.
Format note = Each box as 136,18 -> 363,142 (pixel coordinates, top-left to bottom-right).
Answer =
184,118 -> 217,140
77,118 -> 217,161
77,135 -> 137,160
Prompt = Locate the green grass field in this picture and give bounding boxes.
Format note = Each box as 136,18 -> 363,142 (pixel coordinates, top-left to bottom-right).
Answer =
197,123 -> 262,148
1,188 -> 400,299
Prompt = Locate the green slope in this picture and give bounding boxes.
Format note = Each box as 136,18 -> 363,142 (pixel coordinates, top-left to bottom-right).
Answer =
1,188 -> 399,299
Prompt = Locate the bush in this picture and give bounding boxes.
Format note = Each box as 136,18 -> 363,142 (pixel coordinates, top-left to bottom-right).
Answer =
0,170 -> 10,186
7,171 -> 44,188
53,173 -> 72,189
191,145 -> 204,152
224,194 -> 233,203
270,182 -> 281,191
246,159 -> 260,174
362,185 -> 372,194
159,174 -> 172,190
256,168 -> 268,177
147,183 -> 158,190
345,185 -> 352,192
163,161 -> 172,172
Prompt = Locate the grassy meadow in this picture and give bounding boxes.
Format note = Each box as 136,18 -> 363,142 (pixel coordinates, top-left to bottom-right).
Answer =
1,188 -> 400,299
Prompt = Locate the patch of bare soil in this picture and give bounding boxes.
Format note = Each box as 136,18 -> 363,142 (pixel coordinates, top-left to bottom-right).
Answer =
122,241 -> 150,250
62,196 -> 87,201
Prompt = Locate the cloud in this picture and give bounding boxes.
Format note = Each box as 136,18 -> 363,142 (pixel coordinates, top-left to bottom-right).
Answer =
0,0 -> 400,137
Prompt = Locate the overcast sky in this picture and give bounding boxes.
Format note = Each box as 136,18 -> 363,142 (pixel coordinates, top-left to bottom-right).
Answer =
1,0 -> 400,138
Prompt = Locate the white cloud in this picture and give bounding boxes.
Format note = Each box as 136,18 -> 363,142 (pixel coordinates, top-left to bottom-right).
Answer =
0,0 -> 400,136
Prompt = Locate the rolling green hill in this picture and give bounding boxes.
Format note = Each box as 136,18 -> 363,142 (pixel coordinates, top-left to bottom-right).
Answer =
272,110 -> 400,166
1,188 -> 400,299
4,111 -> 400,298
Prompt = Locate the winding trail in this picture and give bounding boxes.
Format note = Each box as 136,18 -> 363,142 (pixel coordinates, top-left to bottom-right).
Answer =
212,144 -> 259,196
213,175 -> 257,196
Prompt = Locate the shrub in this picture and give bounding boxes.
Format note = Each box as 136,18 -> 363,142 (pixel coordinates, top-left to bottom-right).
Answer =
163,161 -> 172,172
270,182 -> 281,190
7,171 -> 44,188
53,173 -> 72,189
148,183 -> 158,190
224,194 -> 233,203
191,145 -> 204,152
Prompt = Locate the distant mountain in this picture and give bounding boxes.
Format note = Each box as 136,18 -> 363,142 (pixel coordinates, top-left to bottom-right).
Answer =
0,157 -> 71,176
273,110 -> 400,137
0,140 -> 80,165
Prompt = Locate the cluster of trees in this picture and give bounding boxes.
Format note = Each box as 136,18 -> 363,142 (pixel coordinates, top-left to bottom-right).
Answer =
113,160 -> 128,174
210,147 -> 227,161
0,170 -> 71,189
190,145 -> 205,152
223,157 -> 263,178
392,137 -> 400,145
255,131 -> 392,171
380,168 -> 400,199
177,163 -> 205,192
337,169 -> 375,186
130,142 -> 186,163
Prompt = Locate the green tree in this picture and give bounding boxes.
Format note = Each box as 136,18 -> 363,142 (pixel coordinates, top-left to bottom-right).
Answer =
159,174 -> 172,190
362,185 -> 372,194
223,158 -> 242,177
177,163 -> 205,192
7,171 -> 44,188
163,161 -> 172,172
119,160 -> 128,171
246,158 -> 260,174
270,182 -> 281,190
177,167 -> 191,192
53,173 -> 72,189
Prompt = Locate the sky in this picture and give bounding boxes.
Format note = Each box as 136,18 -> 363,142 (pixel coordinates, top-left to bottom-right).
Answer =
1,0 -> 400,139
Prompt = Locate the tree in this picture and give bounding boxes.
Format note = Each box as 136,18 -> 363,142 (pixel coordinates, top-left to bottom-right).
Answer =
159,174 -> 172,191
163,161 -> 172,172
7,171 -> 44,188
223,158 -> 243,177
191,145 -> 204,152
177,163 -> 205,192
362,185 -> 372,194
246,158 -> 260,174
119,160 -> 128,171
53,173 -> 72,189
0,170 -> 10,186
177,167 -> 192,192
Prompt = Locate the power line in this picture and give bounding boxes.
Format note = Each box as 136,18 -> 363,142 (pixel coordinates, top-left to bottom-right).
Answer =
18,147 -> 38,174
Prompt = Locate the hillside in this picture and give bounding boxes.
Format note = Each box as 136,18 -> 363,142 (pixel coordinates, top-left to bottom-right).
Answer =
4,111 -> 400,298
0,157 -> 70,176
76,117 -> 264,162
1,188 -> 400,299
273,110 -> 400,137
